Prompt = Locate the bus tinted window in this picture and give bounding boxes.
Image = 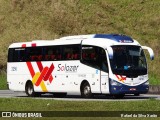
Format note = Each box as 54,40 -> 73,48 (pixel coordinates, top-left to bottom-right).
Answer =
63,45 -> 80,60
45,46 -> 61,61
15,48 -> 26,62
82,46 -> 100,68
82,45 -> 108,72
26,47 -> 43,61
8,48 -> 26,62
99,48 -> 108,72
8,48 -> 14,62
8,44 -> 81,62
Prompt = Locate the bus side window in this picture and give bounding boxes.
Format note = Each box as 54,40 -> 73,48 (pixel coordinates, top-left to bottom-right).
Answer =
81,46 -> 100,69
8,48 -> 14,62
45,46 -> 61,61
63,45 -> 80,60
99,48 -> 108,73
63,47 -> 73,60
12,48 -> 26,62
26,47 -> 43,61
81,46 -> 108,72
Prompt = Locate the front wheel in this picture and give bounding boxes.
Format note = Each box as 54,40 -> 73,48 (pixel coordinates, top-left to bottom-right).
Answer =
81,82 -> 92,98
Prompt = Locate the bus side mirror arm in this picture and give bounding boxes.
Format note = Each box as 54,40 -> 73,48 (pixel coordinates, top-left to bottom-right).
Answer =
106,47 -> 113,59
142,46 -> 154,60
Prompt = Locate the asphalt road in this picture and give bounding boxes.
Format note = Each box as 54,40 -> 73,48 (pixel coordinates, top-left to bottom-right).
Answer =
0,90 -> 160,101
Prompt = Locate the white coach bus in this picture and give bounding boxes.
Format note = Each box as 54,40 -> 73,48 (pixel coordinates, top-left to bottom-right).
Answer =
7,34 -> 154,98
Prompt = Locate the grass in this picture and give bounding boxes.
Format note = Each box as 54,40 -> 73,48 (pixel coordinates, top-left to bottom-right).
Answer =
0,0 -> 160,85
0,98 -> 160,119
0,98 -> 159,111
0,73 -> 7,89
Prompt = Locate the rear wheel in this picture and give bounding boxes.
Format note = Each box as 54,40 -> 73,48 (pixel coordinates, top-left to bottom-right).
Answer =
25,81 -> 41,97
81,82 -> 92,98
25,82 -> 35,97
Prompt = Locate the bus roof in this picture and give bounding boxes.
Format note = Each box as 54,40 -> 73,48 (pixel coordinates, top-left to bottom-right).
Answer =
61,34 -> 134,43
9,34 -> 140,48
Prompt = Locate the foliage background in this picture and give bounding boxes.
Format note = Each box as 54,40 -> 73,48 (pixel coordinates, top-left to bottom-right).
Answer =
0,0 -> 159,85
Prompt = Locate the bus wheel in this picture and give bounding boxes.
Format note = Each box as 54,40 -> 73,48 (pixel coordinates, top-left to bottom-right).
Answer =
81,82 -> 92,98
25,82 -> 35,97
113,94 -> 124,99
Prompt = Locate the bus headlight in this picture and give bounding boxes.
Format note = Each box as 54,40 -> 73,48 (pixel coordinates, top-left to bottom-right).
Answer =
144,81 -> 149,85
110,79 -> 122,86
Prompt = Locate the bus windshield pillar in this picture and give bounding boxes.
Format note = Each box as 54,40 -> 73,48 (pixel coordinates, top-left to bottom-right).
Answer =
106,47 -> 113,59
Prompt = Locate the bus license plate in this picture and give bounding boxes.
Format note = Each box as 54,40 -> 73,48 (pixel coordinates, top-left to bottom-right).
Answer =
130,88 -> 136,91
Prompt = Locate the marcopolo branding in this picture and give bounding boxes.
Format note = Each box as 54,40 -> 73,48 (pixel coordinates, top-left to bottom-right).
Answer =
57,64 -> 79,72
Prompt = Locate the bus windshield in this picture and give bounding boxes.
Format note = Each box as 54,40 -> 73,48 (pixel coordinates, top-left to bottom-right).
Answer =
110,45 -> 147,77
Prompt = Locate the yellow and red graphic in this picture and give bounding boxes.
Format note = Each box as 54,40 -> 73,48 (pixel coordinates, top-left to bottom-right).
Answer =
26,62 -> 54,92
115,75 -> 126,83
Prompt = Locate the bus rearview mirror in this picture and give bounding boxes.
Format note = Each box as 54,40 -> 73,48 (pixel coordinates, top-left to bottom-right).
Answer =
142,46 -> 154,60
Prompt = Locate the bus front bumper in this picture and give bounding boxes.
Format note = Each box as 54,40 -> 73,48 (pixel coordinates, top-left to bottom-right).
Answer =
110,82 -> 149,95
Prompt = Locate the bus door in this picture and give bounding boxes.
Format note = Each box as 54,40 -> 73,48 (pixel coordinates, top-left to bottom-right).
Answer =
81,45 -> 109,94
100,49 -> 109,94
101,71 -> 109,94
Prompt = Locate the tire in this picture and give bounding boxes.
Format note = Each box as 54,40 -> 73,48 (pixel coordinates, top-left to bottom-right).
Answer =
25,82 -> 35,97
81,82 -> 92,98
25,82 -> 41,97
113,94 -> 125,99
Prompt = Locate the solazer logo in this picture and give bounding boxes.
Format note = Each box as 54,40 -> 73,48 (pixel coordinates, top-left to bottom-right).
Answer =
57,64 -> 79,72
26,62 -> 54,92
